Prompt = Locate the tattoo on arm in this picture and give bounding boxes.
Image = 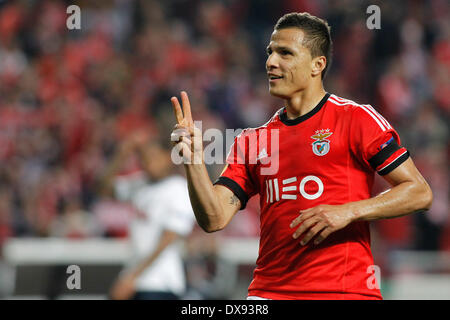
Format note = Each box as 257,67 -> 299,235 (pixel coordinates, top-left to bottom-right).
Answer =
229,194 -> 240,207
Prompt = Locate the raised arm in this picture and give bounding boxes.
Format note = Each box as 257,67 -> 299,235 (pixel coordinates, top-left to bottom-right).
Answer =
170,91 -> 240,232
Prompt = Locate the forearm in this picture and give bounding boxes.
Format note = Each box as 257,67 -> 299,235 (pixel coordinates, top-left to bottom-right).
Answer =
184,163 -> 226,232
130,231 -> 178,278
350,180 -> 432,222
290,159 -> 433,246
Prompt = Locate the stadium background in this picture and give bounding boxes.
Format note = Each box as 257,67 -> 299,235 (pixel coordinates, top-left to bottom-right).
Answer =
0,0 -> 448,299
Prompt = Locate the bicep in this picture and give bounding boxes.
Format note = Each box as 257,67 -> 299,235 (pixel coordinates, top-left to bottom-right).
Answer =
382,157 -> 428,187
213,184 -> 241,227
376,157 -> 433,215
382,157 -> 433,209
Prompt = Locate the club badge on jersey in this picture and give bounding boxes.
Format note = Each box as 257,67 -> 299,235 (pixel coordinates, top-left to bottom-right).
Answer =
311,129 -> 333,156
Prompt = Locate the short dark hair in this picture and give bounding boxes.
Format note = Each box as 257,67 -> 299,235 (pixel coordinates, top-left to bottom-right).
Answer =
275,12 -> 332,79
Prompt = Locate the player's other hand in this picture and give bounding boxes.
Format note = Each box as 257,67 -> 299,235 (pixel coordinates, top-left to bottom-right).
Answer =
109,273 -> 137,300
289,204 -> 357,246
170,91 -> 203,164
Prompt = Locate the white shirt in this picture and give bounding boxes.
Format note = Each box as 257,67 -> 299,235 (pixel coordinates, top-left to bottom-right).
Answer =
115,174 -> 195,295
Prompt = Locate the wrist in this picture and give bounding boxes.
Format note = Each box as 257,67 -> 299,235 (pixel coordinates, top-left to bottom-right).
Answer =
128,269 -> 141,280
346,202 -> 363,222
183,153 -> 205,167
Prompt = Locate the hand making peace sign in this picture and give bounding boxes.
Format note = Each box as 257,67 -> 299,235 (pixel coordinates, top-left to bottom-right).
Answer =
170,91 -> 203,164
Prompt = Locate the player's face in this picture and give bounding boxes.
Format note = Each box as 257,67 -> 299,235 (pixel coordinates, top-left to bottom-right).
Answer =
266,28 -> 314,99
144,144 -> 171,181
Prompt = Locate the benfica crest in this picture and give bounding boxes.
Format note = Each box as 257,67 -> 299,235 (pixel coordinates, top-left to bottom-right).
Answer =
311,129 -> 333,156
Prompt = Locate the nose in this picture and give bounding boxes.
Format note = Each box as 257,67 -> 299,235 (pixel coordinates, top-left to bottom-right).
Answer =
266,53 -> 279,71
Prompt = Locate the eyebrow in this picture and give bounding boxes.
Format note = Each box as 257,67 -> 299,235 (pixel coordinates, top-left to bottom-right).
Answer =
266,45 -> 293,53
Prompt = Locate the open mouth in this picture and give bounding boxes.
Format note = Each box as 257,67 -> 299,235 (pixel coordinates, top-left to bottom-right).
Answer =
269,75 -> 283,82
269,75 -> 283,80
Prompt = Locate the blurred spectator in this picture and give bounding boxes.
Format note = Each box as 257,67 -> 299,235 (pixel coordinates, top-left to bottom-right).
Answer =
101,131 -> 195,300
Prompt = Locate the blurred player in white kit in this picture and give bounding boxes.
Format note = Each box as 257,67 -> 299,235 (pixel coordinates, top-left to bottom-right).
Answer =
101,132 -> 195,300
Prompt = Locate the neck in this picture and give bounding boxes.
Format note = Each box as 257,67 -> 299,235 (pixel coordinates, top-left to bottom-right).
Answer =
284,84 -> 326,119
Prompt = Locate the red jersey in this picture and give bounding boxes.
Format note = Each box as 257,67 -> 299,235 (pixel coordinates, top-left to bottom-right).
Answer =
214,93 -> 409,300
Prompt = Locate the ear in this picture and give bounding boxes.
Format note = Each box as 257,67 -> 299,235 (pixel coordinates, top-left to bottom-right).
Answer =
311,56 -> 326,77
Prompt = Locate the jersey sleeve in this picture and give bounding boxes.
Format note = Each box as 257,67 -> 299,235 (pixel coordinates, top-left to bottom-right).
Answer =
213,130 -> 257,210
350,105 -> 409,175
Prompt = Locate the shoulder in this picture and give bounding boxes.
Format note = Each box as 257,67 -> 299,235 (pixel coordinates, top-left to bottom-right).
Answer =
161,175 -> 188,191
327,94 -> 391,130
162,176 -> 194,215
255,107 -> 284,129
235,108 -> 284,141
136,175 -> 186,198
327,94 -> 368,113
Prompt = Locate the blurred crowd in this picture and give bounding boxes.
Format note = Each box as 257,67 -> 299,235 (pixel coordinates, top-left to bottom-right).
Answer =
0,0 -> 448,258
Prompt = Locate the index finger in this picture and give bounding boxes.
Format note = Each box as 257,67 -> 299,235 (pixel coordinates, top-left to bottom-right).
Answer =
170,96 -> 184,124
290,210 -> 315,228
180,91 -> 193,124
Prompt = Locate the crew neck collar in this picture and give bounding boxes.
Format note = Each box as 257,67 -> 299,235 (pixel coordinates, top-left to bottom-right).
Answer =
279,93 -> 330,126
